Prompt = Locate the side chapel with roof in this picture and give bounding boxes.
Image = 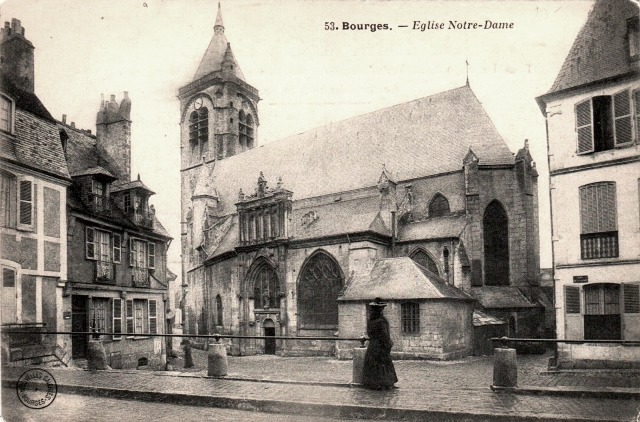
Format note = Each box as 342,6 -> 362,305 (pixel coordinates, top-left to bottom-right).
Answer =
179,4 -> 543,358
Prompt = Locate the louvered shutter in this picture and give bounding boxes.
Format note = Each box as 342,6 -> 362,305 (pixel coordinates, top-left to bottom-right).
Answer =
624,284 -> 640,313
576,99 -> 594,154
148,299 -> 157,334
148,243 -> 155,269
86,227 -> 96,259
129,237 -> 135,267
113,299 -> 122,339
564,286 -> 583,340
18,179 -> 33,227
580,183 -> 617,234
613,90 -> 632,146
623,283 -> 640,340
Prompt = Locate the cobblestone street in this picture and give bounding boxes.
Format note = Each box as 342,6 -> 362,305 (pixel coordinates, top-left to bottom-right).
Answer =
4,350 -> 640,421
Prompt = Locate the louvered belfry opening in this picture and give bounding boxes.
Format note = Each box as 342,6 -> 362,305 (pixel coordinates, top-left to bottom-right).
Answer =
483,200 -> 509,286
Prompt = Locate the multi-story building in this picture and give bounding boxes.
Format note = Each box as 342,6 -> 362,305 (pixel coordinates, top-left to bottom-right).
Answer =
1,19 -> 71,365
62,93 -> 173,369
537,0 -> 640,368
179,5 -> 542,358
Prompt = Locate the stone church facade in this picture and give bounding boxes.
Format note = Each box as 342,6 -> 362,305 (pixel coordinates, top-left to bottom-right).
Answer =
179,5 -> 542,358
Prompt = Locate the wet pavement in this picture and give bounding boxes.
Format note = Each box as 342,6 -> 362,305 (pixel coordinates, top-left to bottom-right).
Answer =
3,350 -> 640,421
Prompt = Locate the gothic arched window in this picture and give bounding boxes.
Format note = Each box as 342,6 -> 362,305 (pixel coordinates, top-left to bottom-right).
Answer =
410,249 -> 440,276
298,252 -> 343,328
252,262 -> 280,309
428,193 -> 450,217
483,200 -> 509,286
189,107 -> 208,163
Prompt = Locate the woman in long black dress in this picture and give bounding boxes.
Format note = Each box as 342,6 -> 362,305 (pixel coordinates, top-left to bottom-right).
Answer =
363,298 -> 398,389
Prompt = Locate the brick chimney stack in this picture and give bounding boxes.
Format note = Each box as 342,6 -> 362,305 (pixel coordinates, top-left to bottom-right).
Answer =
0,18 -> 35,93
96,92 -> 132,181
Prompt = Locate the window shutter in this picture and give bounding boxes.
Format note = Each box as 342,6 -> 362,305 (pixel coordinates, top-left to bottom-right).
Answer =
575,100 -> 594,154
113,299 -> 122,339
148,299 -> 157,334
86,227 -> 96,259
565,286 -> 580,314
18,179 -> 33,227
129,237 -> 135,267
148,243 -> 156,269
126,299 -> 134,334
579,182 -> 617,234
613,90 -> 632,146
113,234 -> 121,263
624,284 -> 640,313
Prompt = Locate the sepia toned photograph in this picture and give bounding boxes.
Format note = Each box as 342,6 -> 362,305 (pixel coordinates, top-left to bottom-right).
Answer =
0,0 -> 639,420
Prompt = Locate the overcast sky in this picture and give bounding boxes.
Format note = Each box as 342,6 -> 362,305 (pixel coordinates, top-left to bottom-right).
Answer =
1,0 -> 596,278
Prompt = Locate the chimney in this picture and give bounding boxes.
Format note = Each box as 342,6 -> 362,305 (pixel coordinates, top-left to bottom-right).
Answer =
0,19 -> 35,93
96,93 -> 132,181
62,114 -> 67,124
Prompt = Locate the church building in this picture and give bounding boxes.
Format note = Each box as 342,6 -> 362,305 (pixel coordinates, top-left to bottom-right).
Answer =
179,5 -> 543,358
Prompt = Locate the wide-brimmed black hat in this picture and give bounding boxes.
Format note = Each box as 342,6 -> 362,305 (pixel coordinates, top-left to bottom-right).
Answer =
369,297 -> 387,307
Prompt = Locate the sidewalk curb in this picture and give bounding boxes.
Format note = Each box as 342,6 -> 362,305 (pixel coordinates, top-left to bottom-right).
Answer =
491,384 -> 640,399
1,379 -> 627,422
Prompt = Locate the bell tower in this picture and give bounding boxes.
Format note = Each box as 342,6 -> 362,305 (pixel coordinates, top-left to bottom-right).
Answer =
179,3 -> 260,275
178,2 -> 260,171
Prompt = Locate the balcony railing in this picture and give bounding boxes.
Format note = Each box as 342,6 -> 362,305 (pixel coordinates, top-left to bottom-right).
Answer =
581,231 -> 619,259
132,266 -> 149,287
131,211 -> 154,229
95,260 -> 116,284
88,194 -> 111,213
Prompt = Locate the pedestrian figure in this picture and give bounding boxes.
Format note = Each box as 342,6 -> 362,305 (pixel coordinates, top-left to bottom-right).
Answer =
363,297 -> 398,390
181,339 -> 194,369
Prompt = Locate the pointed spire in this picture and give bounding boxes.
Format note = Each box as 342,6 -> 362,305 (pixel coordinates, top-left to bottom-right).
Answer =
214,2 -> 224,31
193,3 -> 246,81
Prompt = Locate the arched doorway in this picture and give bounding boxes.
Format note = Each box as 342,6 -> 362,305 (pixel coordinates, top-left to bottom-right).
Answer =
410,249 -> 440,276
297,251 -> 343,329
263,318 -> 276,354
483,201 -> 509,286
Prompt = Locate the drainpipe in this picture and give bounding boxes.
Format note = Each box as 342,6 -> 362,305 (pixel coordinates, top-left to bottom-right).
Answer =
391,211 -> 397,257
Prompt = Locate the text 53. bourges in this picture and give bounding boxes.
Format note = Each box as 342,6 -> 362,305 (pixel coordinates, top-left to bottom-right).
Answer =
324,20 -> 514,32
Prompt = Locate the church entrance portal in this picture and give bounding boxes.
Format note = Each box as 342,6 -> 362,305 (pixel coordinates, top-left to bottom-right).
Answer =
263,319 -> 276,354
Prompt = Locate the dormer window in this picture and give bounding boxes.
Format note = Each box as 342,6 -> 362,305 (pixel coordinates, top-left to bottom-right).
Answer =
1,94 -> 14,134
628,17 -> 639,60
91,179 -> 108,212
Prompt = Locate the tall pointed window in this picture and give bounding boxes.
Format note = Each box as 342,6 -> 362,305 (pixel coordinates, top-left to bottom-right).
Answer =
189,108 -> 209,163
428,193 -> 450,217
483,200 -> 509,286
252,262 -> 280,309
298,252 -> 343,329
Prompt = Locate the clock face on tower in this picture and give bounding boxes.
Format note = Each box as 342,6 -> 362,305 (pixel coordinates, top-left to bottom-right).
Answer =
193,97 -> 203,110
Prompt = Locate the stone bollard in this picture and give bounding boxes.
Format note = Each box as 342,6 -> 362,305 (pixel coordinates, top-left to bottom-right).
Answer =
182,339 -> 194,369
493,348 -> 517,388
352,347 -> 367,385
87,340 -> 108,370
207,343 -> 228,377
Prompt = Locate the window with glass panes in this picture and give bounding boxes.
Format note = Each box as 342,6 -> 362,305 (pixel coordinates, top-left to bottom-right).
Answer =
401,302 -> 420,334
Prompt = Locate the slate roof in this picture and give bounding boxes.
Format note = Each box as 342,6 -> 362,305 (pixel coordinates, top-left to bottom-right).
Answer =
111,179 -> 155,194
397,214 -> 469,242
2,74 -> 54,122
70,165 -> 115,179
207,85 -> 515,215
292,196 -> 391,240
2,109 -> 70,180
543,0 -> 639,97
340,257 -> 474,301
469,286 -> 537,309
